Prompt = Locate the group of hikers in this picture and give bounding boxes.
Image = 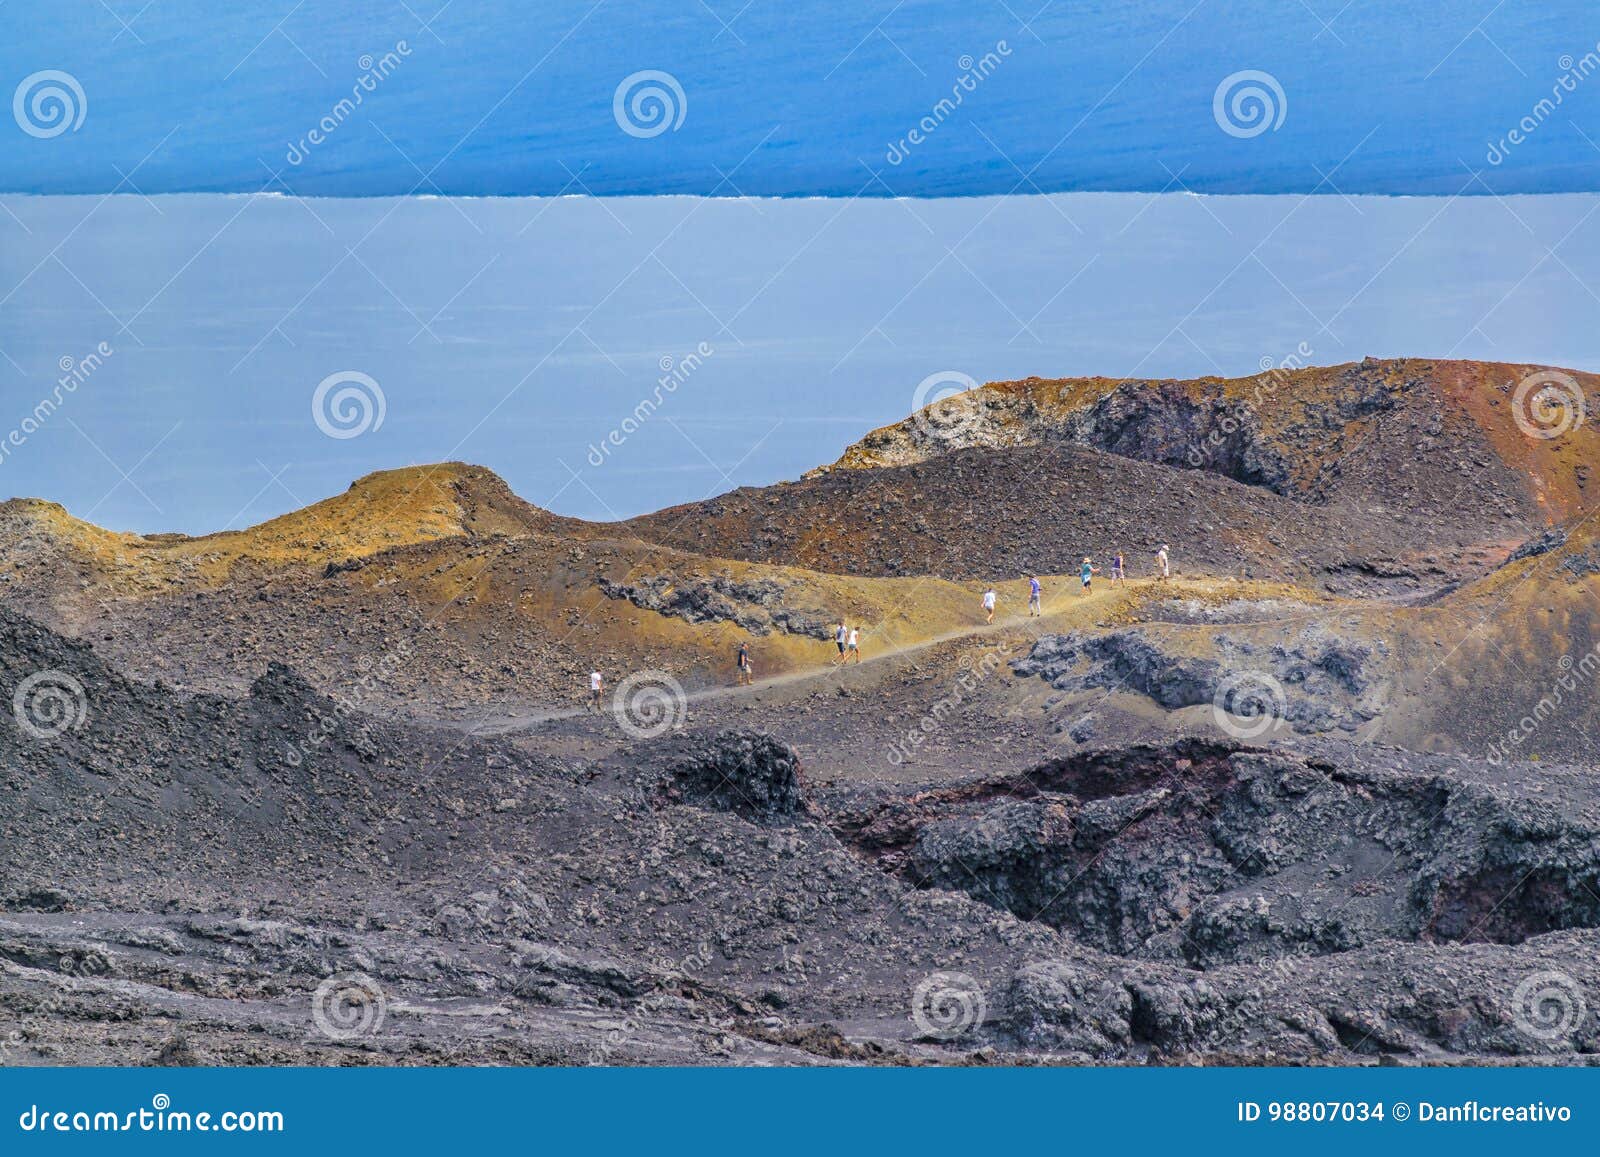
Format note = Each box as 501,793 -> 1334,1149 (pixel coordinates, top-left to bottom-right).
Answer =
587,544 -> 1173,704
994,544 -> 1171,620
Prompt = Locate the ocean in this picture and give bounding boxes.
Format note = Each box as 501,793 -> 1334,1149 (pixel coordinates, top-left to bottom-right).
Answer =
1,190 -> 1595,533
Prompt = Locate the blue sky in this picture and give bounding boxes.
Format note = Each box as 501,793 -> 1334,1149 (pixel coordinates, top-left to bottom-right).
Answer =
1,4 -> 1597,533
3,2 -> 1598,197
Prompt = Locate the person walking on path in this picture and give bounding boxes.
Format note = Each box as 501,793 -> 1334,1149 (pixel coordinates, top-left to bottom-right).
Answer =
982,587 -> 997,624
1156,544 -> 1171,582
1028,575 -> 1042,616
845,625 -> 862,663
832,620 -> 848,666
736,642 -> 754,686
1080,557 -> 1099,593
587,670 -> 604,712
1110,552 -> 1125,587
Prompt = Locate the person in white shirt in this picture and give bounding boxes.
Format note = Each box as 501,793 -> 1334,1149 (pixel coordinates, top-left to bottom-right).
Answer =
845,626 -> 861,664
982,588 -> 997,623
587,670 -> 604,711
1156,545 -> 1170,582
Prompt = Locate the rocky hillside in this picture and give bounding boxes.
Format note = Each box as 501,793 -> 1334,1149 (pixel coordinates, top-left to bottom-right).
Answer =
625,360 -> 1598,588
4,608 -> 1597,1065
811,358 -> 1597,524
622,441 -> 1519,590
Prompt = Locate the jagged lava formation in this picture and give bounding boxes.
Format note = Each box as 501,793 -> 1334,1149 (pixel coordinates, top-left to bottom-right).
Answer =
3,357 -> 1599,1065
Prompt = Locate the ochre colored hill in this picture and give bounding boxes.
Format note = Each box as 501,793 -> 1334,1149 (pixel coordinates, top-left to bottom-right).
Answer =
0,462 -> 566,592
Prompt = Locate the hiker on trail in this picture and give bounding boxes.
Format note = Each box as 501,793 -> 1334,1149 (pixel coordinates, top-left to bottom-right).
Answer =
1156,544 -> 1171,582
1028,575 -> 1042,617
1110,552 -> 1125,586
982,587 -> 997,624
845,625 -> 862,663
1080,557 -> 1099,593
587,670 -> 604,712
737,642 -> 754,686
832,620 -> 848,666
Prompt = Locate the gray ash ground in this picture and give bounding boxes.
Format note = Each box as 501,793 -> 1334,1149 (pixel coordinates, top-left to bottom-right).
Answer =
3,608 -> 1599,1066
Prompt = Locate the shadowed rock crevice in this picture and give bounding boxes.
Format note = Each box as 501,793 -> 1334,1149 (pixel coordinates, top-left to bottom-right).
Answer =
829,742 -> 1600,968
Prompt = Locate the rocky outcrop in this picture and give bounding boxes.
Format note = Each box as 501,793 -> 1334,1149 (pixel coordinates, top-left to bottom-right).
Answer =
650,730 -> 807,824
832,741 -> 1600,969
599,574 -> 833,639
1013,626 -> 1388,735
5,600 -> 1599,1066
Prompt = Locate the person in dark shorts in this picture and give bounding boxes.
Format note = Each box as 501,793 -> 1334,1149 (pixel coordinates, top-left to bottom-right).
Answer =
832,620 -> 847,665
1080,557 -> 1099,592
